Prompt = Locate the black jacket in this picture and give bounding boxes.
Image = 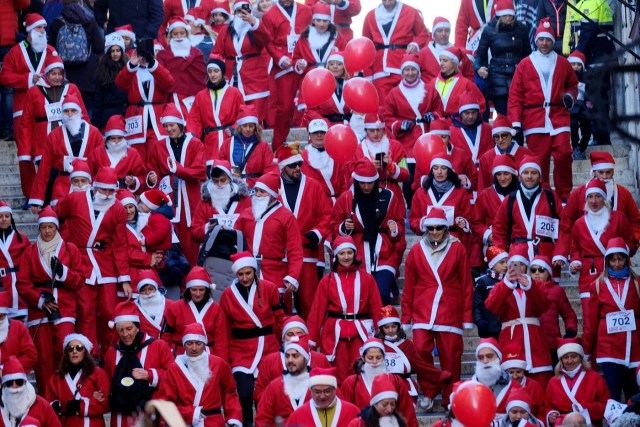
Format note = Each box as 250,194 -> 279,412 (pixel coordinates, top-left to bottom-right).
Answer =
94,0 -> 163,39
537,0 -> 569,53
473,272 -> 502,339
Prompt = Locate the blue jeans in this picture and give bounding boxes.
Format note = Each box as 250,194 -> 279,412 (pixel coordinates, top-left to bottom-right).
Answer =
0,46 -> 14,133
600,362 -> 639,402
373,269 -> 395,306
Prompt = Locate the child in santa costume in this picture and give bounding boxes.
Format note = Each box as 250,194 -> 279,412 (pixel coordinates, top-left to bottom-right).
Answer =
0,201 -> 31,319
132,270 -> 172,339
501,342 -> 546,421
137,189 -> 174,258
473,246 -> 508,339
499,387 -> 544,427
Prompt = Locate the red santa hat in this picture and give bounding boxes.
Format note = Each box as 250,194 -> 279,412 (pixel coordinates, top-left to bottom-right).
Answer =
557,337 -> 584,359
104,32 -> 126,54
140,189 -> 172,210
116,189 -> 137,207
500,342 -> 527,371
332,235 -> 357,256
605,237 -> 629,258
492,115 -> 516,137
400,54 -> 420,73
508,245 -> 530,266
211,0 -> 231,16
1,356 -> 28,384
429,119 -> 451,136
309,367 -> 337,388
24,13 -> 47,32
590,151 -> 615,171
378,305 -> 401,327
458,91 -> 480,114
494,0 -> 516,16
359,337 -> 385,357
230,251 -> 258,273
430,153 -> 453,170
518,155 -> 542,175
585,178 -> 607,200
254,172 -> 281,198
207,53 -> 226,72
160,103 -> 186,126
44,54 -> 64,75
492,154 -> 517,176
69,159 -> 92,182
486,246 -> 508,270
530,255 -> 552,274
110,301 -> 141,327
352,158 -> 379,182
115,24 -> 136,42
535,17 -> 555,42
0,291 -> 12,314
210,159 -> 233,179
185,7 -> 207,26
312,3 -> 332,21
63,333 -> 94,353
167,17 -> 191,35
439,46 -> 462,65
370,374 -> 399,406
283,315 -> 309,336
476,337 -> 502,360
505,388 -> 532,414
182,322 -> 207,345
62,94 -> 83,114
232,0 -> 251,12
185,266 -> 215,290
284,334 -> 311,361
0,201 -> 11,215
104,115 -> 127,139
568,50 -> 587,68
134,269 -> 161,293
236,105 -> 259,126
423,207 -> 448,227
308,118 -> 329,134
326,50 -> 344,64
38,206 -> 59,227
363,113 -> 385,130
94,167 -> 119,190
432,16 -> 451,32
276,142 -> 304,169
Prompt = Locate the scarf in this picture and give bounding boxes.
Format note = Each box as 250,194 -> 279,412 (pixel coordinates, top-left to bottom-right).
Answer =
37,233 -> 61,268
520,184 -> 540,199
354,182 -> 380,244
375,3 -> 398,26
608,266 -> 629,279
494,177 -> 519,196
488,270 -> 505,280
207,79 -> 226,91
430,179 -> 454,199
561,365 -> 582,379
232,133 -> 258,166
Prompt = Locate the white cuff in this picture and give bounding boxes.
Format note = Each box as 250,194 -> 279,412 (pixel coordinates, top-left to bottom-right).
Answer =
482,228 -> 492,245
29,199 -> 44,206
459,174 -> 471,189
148,60 -> 159,72
294,60 -> 305,75
227,419 -> 242,427
59,265 -> 69,281
388,220 -> 399,237
284,275 -> 299,290
130,177 -> 141,193
401,324 -> 412,332
420,216 -> 428,233
118,275 -> 131,283
512,122 -> 521,128
503,277 -> 517,290
127,62 -> 139,72
146,171 -> 158,188
390,164 -> 401,180
336,0 -> 349,9
311,229 -> 322,240
249,19 -> 260,31
149,368 -> 159,387
278,56 -> 291,68
167,158 -> 177,173
339,222 -> 351,236
37,295 -> 45,310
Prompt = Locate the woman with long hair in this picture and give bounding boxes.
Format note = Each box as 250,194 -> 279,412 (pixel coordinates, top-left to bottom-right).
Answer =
94,33 -> 128,130
0,201 -> 30,319
347,373 -> 409,427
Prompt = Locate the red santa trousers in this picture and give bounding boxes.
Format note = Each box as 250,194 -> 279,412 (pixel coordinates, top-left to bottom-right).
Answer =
30,321 -> 74,394
525,132 -> 573,200
15,116 -> 36,198
174,218 -> 198,268
246,97 -> 268,126
528,371 -> 552,391
76,284 -> 118,356
297,262 -> 320,321
373,75 -> 402,110
270,72 -> 299,152
333,336 -> 365,383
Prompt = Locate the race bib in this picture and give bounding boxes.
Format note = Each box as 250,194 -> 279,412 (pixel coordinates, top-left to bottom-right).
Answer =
125,115 -> 143,136
466,27 -> 484,53
361,319 -> 374,336
45,102 -> 63,122
384,353 -> 404,374
428,205 -> 454,226
158,175 -> 173,195
287,34 -> 300,54
535,215 -> 559,239
214,213 -> 239,229
606,309 -> 636,334
182,96 -> 195,112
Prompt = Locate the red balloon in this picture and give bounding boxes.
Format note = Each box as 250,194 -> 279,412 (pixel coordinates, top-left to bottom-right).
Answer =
451,382 -> 497,427
301,68 -> 336,108
414,133 -> 447,171
344,37 -> 376,73
325,124 -> 358,163
343,78 -> 379,114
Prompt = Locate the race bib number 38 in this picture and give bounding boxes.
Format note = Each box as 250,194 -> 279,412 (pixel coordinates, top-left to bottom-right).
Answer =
606,310 -> 636,334
535,215 -> 559,239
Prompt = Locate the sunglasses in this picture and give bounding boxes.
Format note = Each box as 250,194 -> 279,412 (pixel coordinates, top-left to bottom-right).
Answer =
529,267 -> 547,274
286,161 -> 303,169
493,133 -> 512,140
5,379 -> 25,387
65,345 -> 85,353
426,225 -> 447,231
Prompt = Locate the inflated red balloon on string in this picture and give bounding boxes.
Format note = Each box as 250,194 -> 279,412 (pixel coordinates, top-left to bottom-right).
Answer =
343,78 -> 379,114
451,382 -> 497,427
325,124 -> 358,163
301,68 -> 336,108
344,37 -> 376,73
414,133 -> 447,171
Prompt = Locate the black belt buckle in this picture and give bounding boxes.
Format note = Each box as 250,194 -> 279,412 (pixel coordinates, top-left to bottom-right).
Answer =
590,267 -> 597,275
543,101 -> 551,108
0,268 -> 5,277
532,237 -> 541,246
344,313 -> 357,320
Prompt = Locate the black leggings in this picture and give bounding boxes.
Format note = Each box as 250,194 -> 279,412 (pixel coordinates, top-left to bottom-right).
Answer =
600,362 -> 640,402
233,372 -> 255,427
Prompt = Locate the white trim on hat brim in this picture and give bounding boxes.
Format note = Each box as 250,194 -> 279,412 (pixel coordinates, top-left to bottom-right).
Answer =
167,21 -> 191,35
488,252 -> 508,269
207,63 -> 222,71
592,162 -> 615,171
326,54 -> 344,64
283,321 -> 309,336
45,62 -> 64,74
508,255 -> 530,267
211,7 -> 230,15
495,9 -> 516,16
136,278 -> 159,293
430,158 -> 453,170
333,242 -> 356,256
568,57 -> 585,68
377,317 -> 401,327
279,154 -> 304,170
284,343 -> 310,361
506,400 -> 531,414
535,32 -> 555,42
501,359 -> 527,371
352,172 -> 379,183
212,164 -> 233,179
115,314 -> 140,324
120,197 -> 137,207
585,187 -> 607,200
459,103 -> 480,114
26,19 -> 47,32
439,50 -> 460,65
530,259 -> 552,273
363,121 -> 385,130
38,216 -> 59,227
492,126 -> 516,136
519,163 -> 541,175
492,165 -> 517,176
557,343 -> 584,359
312,13 -> 332,20
430,129 -> 451,136
308,121 -> 329,133
2,373 -> 28,384
360,342 -> 385,357
371,391 -> 398,406
70,171 -> 92,181
184,14 -> 195,22
140,193 -> 159,210
309,375 -> 337,388
476,343 -> 502,360
62,102 -> 82,112
423,217 -> 448,227
117,30 -> 136,41
232,257 -> 258,274
105,129 -> 127,138
160,116 -> 186,126
237,116 -> 259,126
182,333 -> 207,345
94,182 -> 119,190
605,247 -> 629,258
401,61 -> 420,73
186,279 -> 212,289
432,22 -> 451,32
63,333 -> 94,353
254,182 -> 278,199
0,206 -> 11,214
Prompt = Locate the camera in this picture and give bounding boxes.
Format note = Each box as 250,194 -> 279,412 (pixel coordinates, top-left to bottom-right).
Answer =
42,291 -> 61,321
240,3 -> 251,13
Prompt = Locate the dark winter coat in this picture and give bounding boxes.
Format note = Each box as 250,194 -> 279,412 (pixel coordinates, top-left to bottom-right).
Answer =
94,0 -> 163,39
473,272 -> 503,339
537,0 -> 569,54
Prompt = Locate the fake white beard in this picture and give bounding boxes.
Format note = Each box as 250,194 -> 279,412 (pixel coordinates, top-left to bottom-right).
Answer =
3,383 -> 36,421
586,206 -> 610,235
232,16 -> 251,37
309,27 -> 330,52
375,3 -> 398,25
603,178 -> 615,199
71,183 -> 91,192
475,359 -> 503,386
362,363 -> 387,385
379,416 -> 400,427
139,290 -> 164,321
401,79 -> 426,108
30,30 -> 47,53
136,211 -> 150,232
0,317 -> 9,344
106,140 -> 128,165
62,113 -> 83,136
138,67 -> 152,83
92,192 -> 116,211
306,145 -> 333,181
186,353 -> 211,386
384,335 -> 398,342
284,371 -> 310,402
251,195 -> 271,221
170,38 -> 192,58
208,182 -> 232,213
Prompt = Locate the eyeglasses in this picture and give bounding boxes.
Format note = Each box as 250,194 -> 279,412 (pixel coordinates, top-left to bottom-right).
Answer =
286,161 -> 303,169
529,267 -> 547,274
493,133 -> 512,140
65,345 -> 85,353
4,379 -> 25,387
426,225 -> 447,231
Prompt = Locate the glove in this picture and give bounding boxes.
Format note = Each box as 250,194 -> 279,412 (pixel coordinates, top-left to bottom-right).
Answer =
41,291 -> 56,304
65,399 -> 81,416
144,57 -> 156,69
50,256 -> 64,278
303,231 -> 320,251
399,120 -> 415,132
422,112 -> 434,124
51,401 -> 62,415
513,126 -> 524,146
562,93 -> 575,110
564,328 -> 577,338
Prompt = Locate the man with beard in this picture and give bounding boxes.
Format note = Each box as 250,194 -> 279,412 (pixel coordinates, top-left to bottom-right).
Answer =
54,167 -> 131,357
0,357 -> 61,427
418,17 -> 474,82
132,269 -> 172,339
0,291 -> 37,373
0,13 -> 58,202
234,172 -> 303,314
158,323 -> 242,427
255,334 -> 313,425
276,143 -> 331,319
29,96 -> 102,210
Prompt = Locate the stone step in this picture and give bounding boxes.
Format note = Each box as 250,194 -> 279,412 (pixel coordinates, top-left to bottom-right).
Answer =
0,185 -> 25,198
15,222 -> 38,240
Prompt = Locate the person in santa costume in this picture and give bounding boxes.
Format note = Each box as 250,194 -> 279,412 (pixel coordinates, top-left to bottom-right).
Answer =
491,155 -> 566,263
562,151 -> 640,244
219,251 -> 285,426
0,13 -> 58,201
485,246 -> 553,389
361,0 -> 430,104
162,267 -> 229,358
114,43 -> 176,162
188,54 -> 245,160
499,387 -> 544,427
137,189 -> 174,258
477,116 -> 533,191
218,104 -> 278,189
234,172 -> 303,314
104,301 -> 174,427
346,373 -> 410,427
262,0 -> 312,152
0,202 -> 30,319
254,316 -> 331,404
16,207 -> 86,393
87,115 -> 146,193
0,356 -> 62,427
454,0 -> 495,52
184,7 -> 215,59
331,158 -> 405,305
276,143 -> 332,319
304,0 -> 361,42
544,338 -> 610,427
307,236 -> 382,382
159,0 -> 216,40
583,238 -> 640,401
286,367 -> 360,427
473,246 -> 509,339
54,167 -> 131,356
131,269 -> 172,339
45,334 -> 111,427
507,17 -> 578,202
113,25 -> 136,55
401,207 -> 473,405
0,290 -> 37,374
254,334 -> 314,425
501,342 -> 546,421
430,47 -> 486,118
157,323 -> 243,427
146,103 -> 206,265
449,91 -> 493,173
340,339 -> 417,427
29,95 -> 102,210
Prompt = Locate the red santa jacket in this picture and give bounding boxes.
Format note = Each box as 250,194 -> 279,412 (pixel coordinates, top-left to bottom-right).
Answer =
411,144 -> 478,193
134,296 -> 173,339
450,122 -> 494,168
255,375 -> 312,426
160,0 -> 216,39
29,123 -> 103,207
485,276 -> 553,374
507,52 -> 579,135
304,0 -> 361,41
353,137 -> 409,203
430,73 -> 486,117
45,367 -> 111,427
286,398 -> 360,427
538,279 -> 578,350
157,354 -> 242,427
477,144 -> 533,191
302,81 -> 352,123
454,0 -> 495,50
123,224 -> 153,271
301,147 -> 348,205
471,185 -> 508,246
140,211 -> 173,254
218,138 -> 278,188
54,191 -> 131,284
408,185 -> 473,239
156,47 -> 206,116
0,229 -> 31,317
292,31 -> 346,78
544,369 -> 610,426
87,145 -> 147,193
520,376 -> 546,421
191,195 -> 252,244
418,42 -> 475,82
0,319 -> 38,373
0,393 -> 63,427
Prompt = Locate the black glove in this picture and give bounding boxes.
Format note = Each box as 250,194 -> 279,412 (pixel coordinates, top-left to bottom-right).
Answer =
145,57 -> 156,70
51,400 -> 62,415
564,328 -> 577,338
65,399 -> 81,416
513,126 -> 524,146
399,120 -> 415,132
50,256 -> 64,278
562,93 -> 575,110
41,291 -> 56,304
422,112 -> 434,124
303,231 -> 320,251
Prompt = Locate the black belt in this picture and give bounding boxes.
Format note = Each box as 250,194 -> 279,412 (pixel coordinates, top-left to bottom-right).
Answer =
227,53 -> 259,61
307,62 -> 321,68
0,267 -> 18,277
53,169 -> 69,176
337,24 -> 350,29
135,101 -> 163,106
523,102 -> 563,109
374,43 -> 408,50
512,237 -> 553,243
325,113 -> 352,122
232,325 -> 273,339
33,281 -> 60,288
201,408 -> 222,416
203,125 -> 230,134
241,173 -> 262,178
398,373 -> 412,379
36,117 -> 60,123
229,53 -> 260,89
327,311 -> 369,320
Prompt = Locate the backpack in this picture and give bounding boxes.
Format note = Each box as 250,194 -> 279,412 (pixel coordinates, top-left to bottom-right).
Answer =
55,16 -> 91,64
